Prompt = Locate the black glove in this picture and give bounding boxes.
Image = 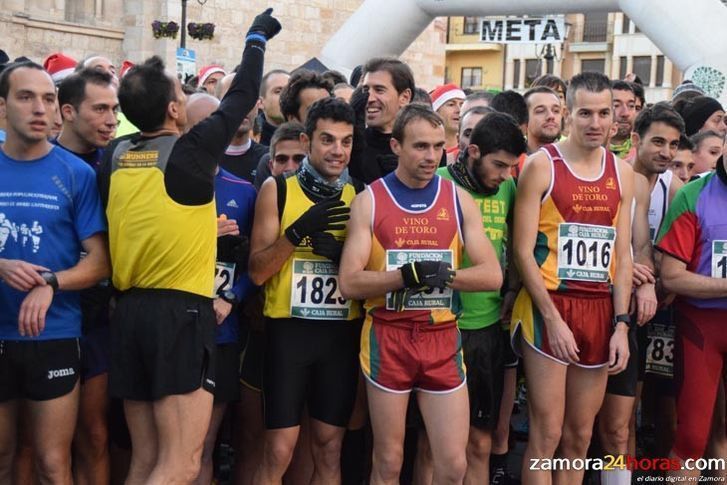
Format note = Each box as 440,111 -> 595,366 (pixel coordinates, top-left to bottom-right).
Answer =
349,86 -> 369,127
400,261 -> 455,290
246,8 -> 282,41
285,199 -> 350,246
391,287 -> 425,312
311,232 -> 344,264
378,154 -> 399,174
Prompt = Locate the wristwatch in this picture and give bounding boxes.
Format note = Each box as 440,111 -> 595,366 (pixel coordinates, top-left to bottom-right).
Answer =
39,271 -> 59,292
218,289 -> 238,308
613,313 -> 632,330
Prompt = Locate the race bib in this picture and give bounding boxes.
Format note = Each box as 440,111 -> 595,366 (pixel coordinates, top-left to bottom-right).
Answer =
711,240 -> 727,279
385,249 -> 453,310
557,223 -> 616,282
290,259 -> 350,320
214,261 -> 236,294
645,320 -> 674,378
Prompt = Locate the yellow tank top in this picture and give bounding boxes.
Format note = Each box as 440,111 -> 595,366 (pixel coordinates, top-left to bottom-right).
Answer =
106,135 -> 216,297
263,175 -> 362,320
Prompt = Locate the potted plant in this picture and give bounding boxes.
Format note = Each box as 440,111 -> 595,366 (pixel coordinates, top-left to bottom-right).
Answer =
152,20 -> 180,39
188,22 -> 215,40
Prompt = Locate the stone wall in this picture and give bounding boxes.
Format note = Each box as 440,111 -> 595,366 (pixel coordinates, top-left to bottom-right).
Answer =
0,0 -> 445,89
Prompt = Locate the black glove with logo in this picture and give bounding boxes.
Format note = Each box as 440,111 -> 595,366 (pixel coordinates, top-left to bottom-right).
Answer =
311,232 -> 345,264
391,287 -> 426,312
400,260 -> 455,290
285,199 -> 350,246
246,8 -> 282,41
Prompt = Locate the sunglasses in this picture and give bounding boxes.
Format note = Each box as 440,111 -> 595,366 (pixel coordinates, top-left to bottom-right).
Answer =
274,154 -> 306,164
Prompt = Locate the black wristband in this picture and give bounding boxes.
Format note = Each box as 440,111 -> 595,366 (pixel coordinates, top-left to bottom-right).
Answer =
39,271 -> 59,292
613,313 -> 632,329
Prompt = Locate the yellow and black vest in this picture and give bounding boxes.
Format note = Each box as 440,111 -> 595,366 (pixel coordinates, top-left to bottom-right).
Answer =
263,174 -> 362,321
106,135 -> 216,297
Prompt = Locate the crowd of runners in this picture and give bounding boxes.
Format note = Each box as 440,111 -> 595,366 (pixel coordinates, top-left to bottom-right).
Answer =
0,7 -> 726,485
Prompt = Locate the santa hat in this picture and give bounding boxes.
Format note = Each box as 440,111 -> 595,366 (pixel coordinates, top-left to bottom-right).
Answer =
119,60 -> 134,78
430,83 -> 465,112
43,53 -> 77,84
198,65 -> 226,86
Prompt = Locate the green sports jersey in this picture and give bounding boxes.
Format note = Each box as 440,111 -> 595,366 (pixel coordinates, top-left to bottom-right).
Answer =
438,167 -> 515,329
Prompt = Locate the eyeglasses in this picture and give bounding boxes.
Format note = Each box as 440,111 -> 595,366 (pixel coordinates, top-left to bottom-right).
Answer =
274,154 -> 306,164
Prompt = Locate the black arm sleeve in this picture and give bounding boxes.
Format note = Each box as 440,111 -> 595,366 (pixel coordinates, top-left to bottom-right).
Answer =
164,40 -> 266,205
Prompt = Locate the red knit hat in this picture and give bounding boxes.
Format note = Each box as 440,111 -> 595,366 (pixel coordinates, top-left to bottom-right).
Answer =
198,65 -> 226,86
119,60 -> 134,78
43,53 -> 77,84
430,83 -> 466,112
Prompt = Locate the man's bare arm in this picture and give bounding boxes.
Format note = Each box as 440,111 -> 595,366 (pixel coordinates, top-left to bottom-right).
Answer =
513,153 -> 560,322
449,186 -> 502,292
248,178 -> 295,286
339,191 -> 403,300
612,160 -> 635,317
660,253 -> 727,299
57,233 -> 110,290
632,173 -> 654,271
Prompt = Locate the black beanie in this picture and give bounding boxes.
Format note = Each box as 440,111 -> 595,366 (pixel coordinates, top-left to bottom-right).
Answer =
683,96 -> 724,136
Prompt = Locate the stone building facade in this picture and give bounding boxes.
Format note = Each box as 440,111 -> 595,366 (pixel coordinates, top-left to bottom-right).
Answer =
0,0 -> 446,88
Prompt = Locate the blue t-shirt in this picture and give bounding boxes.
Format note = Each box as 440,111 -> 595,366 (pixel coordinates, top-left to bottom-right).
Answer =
0,145 -> 107,340
214,169 -> 257,344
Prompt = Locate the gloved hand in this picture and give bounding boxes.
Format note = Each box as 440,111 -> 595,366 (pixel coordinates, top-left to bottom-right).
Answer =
246,8 -> 282,41
400,261 -> 455,290
378,153 -> 399,174
311,232 -> 344,264
391,287 -> 425,312
285,199 -> 350,246
349,86 -> 369,127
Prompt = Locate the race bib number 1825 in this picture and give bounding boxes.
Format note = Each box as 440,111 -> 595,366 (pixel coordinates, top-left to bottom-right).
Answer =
290,259 -> 350,320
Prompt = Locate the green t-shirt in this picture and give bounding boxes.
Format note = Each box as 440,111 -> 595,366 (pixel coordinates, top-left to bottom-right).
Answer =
438,167 -> 515,329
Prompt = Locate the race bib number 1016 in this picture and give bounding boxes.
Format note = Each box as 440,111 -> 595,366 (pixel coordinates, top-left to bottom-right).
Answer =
557,223 -> 616,283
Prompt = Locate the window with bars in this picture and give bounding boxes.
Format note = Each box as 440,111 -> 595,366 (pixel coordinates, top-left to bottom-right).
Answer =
621,14 -> 631,34
656,55 -> 665,86
583,12 -> 608,42
581,58 -> 606,74
463,17 -> 479,35
633,56 -> 652,86
461,67 -> 483,88
513,60 -> 521,89
525,59 -> 541,87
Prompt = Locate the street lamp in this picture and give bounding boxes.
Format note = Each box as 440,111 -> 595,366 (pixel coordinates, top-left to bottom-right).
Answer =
535,21 -> 571,76
181,0 -> 209,48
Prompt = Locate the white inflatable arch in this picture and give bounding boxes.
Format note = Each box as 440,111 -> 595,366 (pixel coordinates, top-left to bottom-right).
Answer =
320,0 -> 727,103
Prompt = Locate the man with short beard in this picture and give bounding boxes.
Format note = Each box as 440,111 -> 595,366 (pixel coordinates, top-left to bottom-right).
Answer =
609,81 -> 637,160
524,86 -> 562,154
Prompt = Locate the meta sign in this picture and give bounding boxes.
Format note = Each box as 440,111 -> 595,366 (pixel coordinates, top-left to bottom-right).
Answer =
480,16 -> 566,44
